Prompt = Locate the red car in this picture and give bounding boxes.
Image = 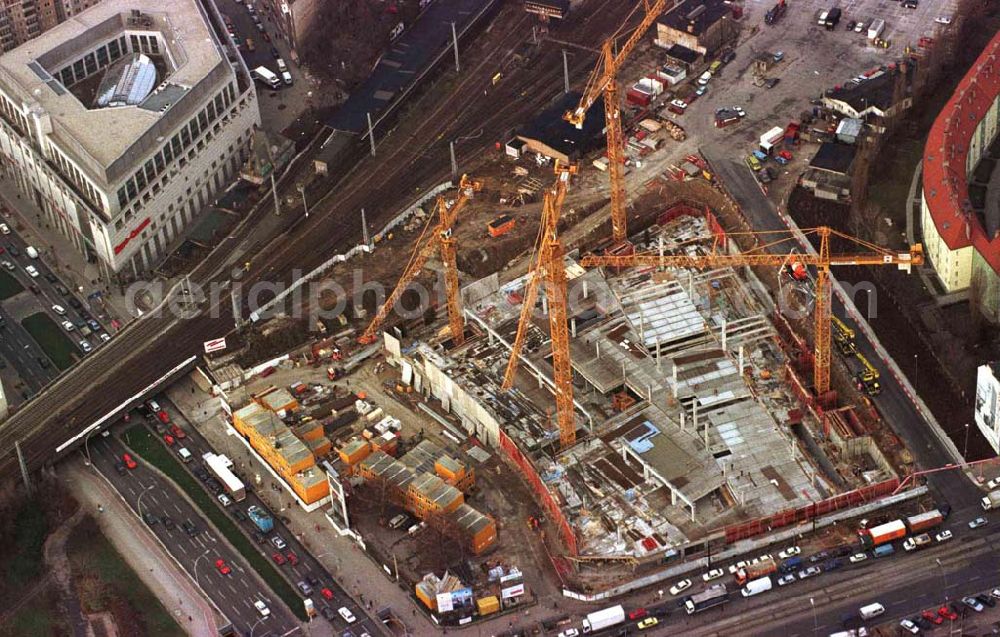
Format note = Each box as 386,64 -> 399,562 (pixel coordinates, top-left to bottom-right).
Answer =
262,32 -> 271,42
921,610 -> 943,625
271,552 -> 285,565
215,559 -> 231,575
285,551 -> 298,566
163,434 -> 175,446
321,588 -> 334,600
122,453 -> 137,470
157,410 -> 170,424
939,606 -> 958,621
170,424 -> 186,439
628,608 -> 648,620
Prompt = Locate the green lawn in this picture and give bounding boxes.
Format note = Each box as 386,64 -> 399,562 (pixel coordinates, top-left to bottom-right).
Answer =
0,499 -> 48,597
66,516 -> 185,637
0,583 -> 66,637
0,269 -> 23,300
21,312 -> 76,371
124,425 -> 307,620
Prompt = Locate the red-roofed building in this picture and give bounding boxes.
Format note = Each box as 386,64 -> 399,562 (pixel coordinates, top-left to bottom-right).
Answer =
921,31 -> 1000,322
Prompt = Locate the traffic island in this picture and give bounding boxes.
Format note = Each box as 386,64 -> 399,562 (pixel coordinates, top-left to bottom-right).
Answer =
21,311 -> 75,370
123,424 -> 308,621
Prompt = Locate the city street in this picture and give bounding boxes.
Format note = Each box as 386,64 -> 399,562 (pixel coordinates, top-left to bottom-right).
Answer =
84,429 -> 301,637
156,395 -> 382,636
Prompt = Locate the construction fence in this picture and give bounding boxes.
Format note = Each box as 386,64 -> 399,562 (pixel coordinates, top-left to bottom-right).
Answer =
723,477 -> 901,543
497,430 -> 578,556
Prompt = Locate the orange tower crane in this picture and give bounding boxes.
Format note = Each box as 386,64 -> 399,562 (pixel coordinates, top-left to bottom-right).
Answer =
580,227 -> 923,396
501,163 -> 579,448
359,175 -> 482,346
564,0 -> 670,244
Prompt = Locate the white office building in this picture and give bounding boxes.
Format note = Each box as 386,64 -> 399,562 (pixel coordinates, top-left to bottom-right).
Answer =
0,0 -> 260,282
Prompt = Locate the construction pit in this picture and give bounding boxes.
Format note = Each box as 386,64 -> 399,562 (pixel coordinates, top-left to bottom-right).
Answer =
365,198 -> 911,593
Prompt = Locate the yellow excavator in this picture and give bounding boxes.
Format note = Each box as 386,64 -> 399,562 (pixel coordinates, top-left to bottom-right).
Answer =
832,316 -> 856,356
853,351 -> 881,396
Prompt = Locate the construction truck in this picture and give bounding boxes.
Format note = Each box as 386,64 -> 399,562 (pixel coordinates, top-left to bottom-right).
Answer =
832,316 -> 856,356
859,519 -> 905,547
854,352 -> 881,396
982,490 -> 1000,511
247,505 -> 274,533
736,557 -> 777,585
764,0 -> 787,24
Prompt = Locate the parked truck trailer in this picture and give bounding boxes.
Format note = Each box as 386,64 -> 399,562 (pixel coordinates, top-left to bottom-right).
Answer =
582,604 -> 624,632
736,557 -> 777,585
905,510 -> 944,533
859,519 -> 906,547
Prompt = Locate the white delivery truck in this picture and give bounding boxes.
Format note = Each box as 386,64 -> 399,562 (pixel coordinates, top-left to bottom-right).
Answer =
859,602 -> 885,620
252,66 -> 281,89
581,605 -> 625,632
741,576 -> 773,597
867,18 -> 885,40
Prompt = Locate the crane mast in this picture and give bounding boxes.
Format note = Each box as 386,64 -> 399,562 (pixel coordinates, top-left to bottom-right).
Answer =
565,0 -> 670,243
359,175 -> 482,346
502,163 -> 579,448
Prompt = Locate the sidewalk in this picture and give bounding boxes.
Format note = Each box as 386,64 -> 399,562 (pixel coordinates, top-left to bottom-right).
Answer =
60,457 -> 220,637
0,173 -> 133,322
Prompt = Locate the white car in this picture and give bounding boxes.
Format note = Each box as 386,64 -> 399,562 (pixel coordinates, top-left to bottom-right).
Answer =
969,517 -> 988,529
854,21 -> 865,33
557,630 -> 579,637
1,260 -> 13,271
61,320 -> 74,332
778,546 -> 800,559
253,599 -> 270,617
797,566 -> 821,580
991,588 -> 1000,599
757,553 -> 773,563
99,333 -> 111,342
935,15 -> 952,24
79,340 -> 92,353
218,493 -> 232,507
935,530 -> 953,542
669,579 -> 693,596
899,619 -> 919,634
777,574 -> 796,586
702,568 -> 724,582
52,304 -> 66,315
24,265 -> 38,278
849,552 -> 868,563
670,99 -> 688,111
338,607 -> 356,623
734,106 -> 747,118
0,223 -> 9,234
963,596 -> 984,612
987,477 -> 1000,490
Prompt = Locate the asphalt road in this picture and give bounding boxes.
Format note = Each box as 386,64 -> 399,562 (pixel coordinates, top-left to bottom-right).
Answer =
0,216 -> 110,396
85,430 -> 301,637
157,395 -> 381,635
222,0 -> 282,75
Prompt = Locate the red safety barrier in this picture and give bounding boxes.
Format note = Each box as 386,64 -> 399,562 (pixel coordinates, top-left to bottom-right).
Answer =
498,431 -> 579,555
723,478 -> 901,543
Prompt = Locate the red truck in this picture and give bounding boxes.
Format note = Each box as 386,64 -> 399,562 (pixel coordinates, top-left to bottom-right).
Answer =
735,557 -> 777,585
905,510 -> 944,534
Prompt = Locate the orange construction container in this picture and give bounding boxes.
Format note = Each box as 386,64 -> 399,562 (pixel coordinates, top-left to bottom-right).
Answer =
487,214 -> 515,237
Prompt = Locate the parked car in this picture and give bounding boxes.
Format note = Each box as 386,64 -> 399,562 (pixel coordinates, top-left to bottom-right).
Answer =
271,536 -> 287,550
122,453 -> 137,470
969,517 -> 988,529
976,594 -> 996,608
702,569 -> 724,582
143,512 -> 158,526
935,530 -> 953,543
963,597 -> 984,612
899,619 -> 919,634
797,566 -> 821,580
628,608 -> 648,620
182,520 -> 198,536
321,606 -> 337,621
921,609 -> 943,625
338,607 -> 356,623
254,600 -> 270,617
215,559 -> 231,575
938,605 -> 958,621
778,546 -> 800,559
161,515 -> 175,530
218,493 -> 232,507
272,552 -> 286,565
297,581 -> 313,596
777,574 -> 796,586
849,552 -> 868,563
321,588 -> 334,600
637,617 -> 658,630
669,579 -> 692,596
286,551 -> 299,566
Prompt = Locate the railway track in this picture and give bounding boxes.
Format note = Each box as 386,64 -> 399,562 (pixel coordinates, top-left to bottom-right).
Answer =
0,0 -> 633,477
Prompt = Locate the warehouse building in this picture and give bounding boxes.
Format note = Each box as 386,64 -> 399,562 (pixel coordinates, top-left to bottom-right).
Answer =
0,0 -> 259,283
655,0 -> 735,56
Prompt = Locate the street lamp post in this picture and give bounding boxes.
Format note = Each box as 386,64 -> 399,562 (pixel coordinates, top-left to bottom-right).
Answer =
914,353 -> 919,385
935,558 -> 949,602
136,484 -> 155,519
810,597 -> 818,636
192,550 -> 211,587
964,423 -> 971,460
297,184 -> 309,219
83,429 -> 97,465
